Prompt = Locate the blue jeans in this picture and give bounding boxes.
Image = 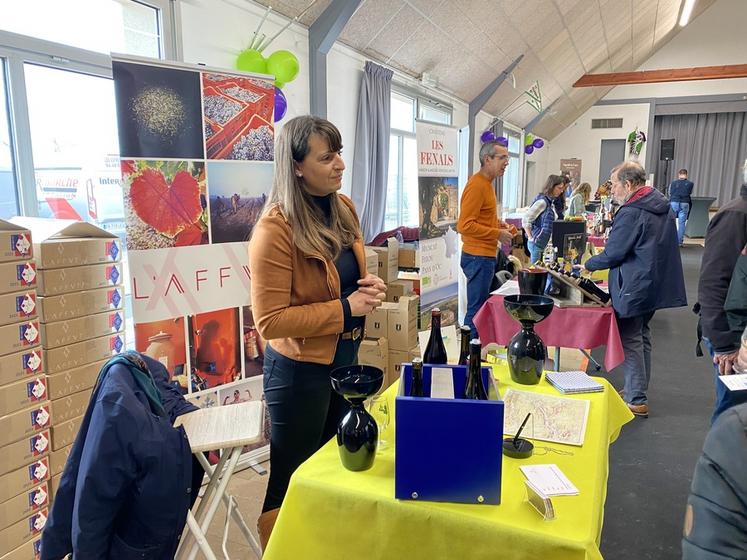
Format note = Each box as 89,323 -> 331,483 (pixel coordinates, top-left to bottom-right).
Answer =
704,338 -> 747,424
527,240 -> 544,264
670,201 -> 689,245
461,252 -> 496,339
616,312 -> 654,405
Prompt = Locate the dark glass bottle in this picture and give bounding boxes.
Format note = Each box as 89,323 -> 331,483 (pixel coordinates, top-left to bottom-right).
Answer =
423,308 -> 447,364
464,339 -> 488,400
409,358 -> 424,397
458,325 -> 471,366
578,276 -> 611,304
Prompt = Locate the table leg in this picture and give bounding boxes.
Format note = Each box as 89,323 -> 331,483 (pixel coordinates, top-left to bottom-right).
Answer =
554,347 -> 561,371
185,512 -> 218,560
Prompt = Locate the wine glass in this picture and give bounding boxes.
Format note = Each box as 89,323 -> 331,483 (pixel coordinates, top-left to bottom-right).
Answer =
365,395 -> 390,452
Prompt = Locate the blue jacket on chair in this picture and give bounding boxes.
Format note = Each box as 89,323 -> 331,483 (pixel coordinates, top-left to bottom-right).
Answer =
585,187 -> 687,318
41,353 -> 198,560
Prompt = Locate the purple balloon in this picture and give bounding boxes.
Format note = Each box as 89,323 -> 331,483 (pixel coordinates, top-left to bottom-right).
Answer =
496,136 -> 509,147
274,87 -> 287,122
533,138 -> 544,149
524,144 -> 534,155
480,130 -> 496,143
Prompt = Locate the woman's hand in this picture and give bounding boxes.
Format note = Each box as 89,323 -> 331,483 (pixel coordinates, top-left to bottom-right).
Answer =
347,289 -> 385,316
357,273 -> 387,294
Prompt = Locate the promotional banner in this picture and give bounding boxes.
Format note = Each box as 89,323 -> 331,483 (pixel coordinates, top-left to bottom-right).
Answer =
112,58 -> 273,452
416,121 -> 460,327
560,158 -> 582,190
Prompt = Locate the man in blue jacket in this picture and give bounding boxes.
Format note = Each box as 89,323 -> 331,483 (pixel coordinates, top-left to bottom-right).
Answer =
669,168 -> 694,246
583,161 -> 687,417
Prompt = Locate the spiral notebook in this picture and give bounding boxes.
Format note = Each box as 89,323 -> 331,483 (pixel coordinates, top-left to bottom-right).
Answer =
545,371 -> 604,394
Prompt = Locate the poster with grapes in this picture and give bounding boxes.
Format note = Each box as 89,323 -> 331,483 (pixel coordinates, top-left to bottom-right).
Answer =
112,56 -> 273,457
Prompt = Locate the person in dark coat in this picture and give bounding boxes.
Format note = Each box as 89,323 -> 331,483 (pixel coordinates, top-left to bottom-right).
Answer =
583,161 -> 687,417
668,168 -> 694,246
41,352 -> 201,560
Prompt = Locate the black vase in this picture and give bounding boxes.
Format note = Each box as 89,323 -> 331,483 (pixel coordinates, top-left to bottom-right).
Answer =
330,365 -> 384,472
503,295 -> 554,385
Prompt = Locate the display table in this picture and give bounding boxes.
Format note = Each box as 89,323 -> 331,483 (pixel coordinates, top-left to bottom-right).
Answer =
474,295 -> 624,372
263,365 -> 633,560
684,196 -> 716,238
588,234 -> 605,248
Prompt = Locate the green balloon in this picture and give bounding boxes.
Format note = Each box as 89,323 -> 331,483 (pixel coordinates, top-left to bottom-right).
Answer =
267,50 -> 299,84
236,48 -> 267,74
525,133 -> 534,146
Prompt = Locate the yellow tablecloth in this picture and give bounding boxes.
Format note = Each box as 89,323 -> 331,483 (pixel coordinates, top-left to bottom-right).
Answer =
264,364 -> 633,560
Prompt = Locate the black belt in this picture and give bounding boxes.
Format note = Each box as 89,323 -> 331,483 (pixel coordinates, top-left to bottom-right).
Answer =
340,326 -> 362,341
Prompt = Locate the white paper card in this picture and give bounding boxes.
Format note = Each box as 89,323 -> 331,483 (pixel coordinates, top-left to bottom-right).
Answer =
430,367 -> 455,399
719,373 -> 747,391
492,279 -> 520,296
519,464 -> 579,496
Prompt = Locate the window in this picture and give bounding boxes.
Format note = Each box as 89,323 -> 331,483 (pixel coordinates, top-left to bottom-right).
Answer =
502,130 -> 522,211
0,59 -> 19,219
385,90 -> 453,230
0,0 -> 164,58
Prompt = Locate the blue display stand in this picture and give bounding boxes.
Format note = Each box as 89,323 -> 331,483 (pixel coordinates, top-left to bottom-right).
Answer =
395,364 -> 504,505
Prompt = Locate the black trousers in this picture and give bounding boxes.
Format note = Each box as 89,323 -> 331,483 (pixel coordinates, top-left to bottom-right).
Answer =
261,339 -> 359,512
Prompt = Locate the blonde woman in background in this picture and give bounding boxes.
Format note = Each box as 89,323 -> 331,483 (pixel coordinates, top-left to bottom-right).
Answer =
567,182 -> 591,219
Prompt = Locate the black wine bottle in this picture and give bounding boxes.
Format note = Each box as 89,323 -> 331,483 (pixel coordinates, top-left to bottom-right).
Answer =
458,325 -> 471,366
423,308 -> 448,364
463,338 -> 488,400
409,358 -> 424,397
578,276 -> 611,303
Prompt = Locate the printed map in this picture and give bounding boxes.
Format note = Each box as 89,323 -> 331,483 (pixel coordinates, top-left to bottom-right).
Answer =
503,389 -> 590,446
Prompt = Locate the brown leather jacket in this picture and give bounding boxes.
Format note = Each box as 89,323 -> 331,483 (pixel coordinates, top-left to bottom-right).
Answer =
249,195 -> 366,365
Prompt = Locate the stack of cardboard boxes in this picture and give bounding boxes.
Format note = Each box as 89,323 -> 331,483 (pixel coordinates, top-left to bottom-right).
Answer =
0,221 -> 49,558
359,238 -> 421,388
11,219 -> 126,517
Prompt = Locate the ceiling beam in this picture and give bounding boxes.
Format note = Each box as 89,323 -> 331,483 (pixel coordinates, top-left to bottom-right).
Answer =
573,64 -> 747,87
524,99 -> 558,135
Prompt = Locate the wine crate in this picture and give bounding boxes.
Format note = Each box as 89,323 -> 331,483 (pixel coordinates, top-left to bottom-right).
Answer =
395,363 -> 503,505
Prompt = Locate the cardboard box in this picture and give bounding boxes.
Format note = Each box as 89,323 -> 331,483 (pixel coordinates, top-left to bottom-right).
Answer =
364,248 -> 378,277
0,221 -> 32,264
0,459 -> 50,504
0,321 -> 40,358
388,295 -> 419,351
51,414 -> 83,451
0,349 -> 44,387
49,444 -> 71,477
45,333 -> 124,374
0,509 -> 47,555
40,310 -> 124,349
386,280 -> 414,303
0,535 -> 41,560
36,262 -> 123,296
37,286 -> 123,323
388,346 -> 421,388
0,482 -> 48,531
10,218 -> 119,270
0,431 -> 50,476
50,474 -> 61,502
46,360 -> 104,400
0,261 -> 36,296
364,304 -> 394,340
368,237 -> 399,283
0,377 -> 47,417
358,338 -> 388,383
398,244 -> 419,269
0,404 -> 52,448
50,388 -> 91,424
0,291 -> 37,326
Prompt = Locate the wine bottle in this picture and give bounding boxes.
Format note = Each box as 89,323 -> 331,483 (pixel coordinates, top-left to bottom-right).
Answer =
463,339 -> 488,400
409,358 -> 424,397
458,325 -> 471,366
578,276 -> 611,304
423,309 -> 448,364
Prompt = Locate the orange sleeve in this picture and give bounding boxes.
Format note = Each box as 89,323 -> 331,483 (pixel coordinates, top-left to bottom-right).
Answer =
457,181 -> 499,241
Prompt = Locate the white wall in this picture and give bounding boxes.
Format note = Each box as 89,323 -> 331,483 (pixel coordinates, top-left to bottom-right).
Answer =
604,0 -> 747,100
547,103 -> 650,187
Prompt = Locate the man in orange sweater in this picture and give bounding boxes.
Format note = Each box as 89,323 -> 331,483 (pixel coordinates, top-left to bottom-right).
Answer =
457,141 -> 516,337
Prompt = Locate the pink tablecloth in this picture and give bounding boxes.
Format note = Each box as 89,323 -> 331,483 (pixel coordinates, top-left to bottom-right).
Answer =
474,295 -> 625,372
589,235 -> 606,247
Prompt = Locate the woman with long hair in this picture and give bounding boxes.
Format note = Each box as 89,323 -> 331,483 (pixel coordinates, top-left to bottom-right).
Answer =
522,174 -> 566,263
249,116 -> 386,549
567,182 -> 592,218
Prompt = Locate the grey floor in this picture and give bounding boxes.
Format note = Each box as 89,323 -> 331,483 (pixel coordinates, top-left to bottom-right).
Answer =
599,244 -> 713,559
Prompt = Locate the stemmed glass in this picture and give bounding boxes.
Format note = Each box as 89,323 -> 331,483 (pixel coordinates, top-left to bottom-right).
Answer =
365,395 -> 390,452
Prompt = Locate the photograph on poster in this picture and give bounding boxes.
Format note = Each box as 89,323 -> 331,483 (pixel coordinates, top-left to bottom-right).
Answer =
134,317 -> 188,392
419,176 -> 458,240
242,305 -> 266,378
121,160 -> 208,250
187,307 -> 242,391
202,73 -> 274,161
420,294 -> 459,329
218,376 -> 268,452
113,61 -> 204,159
207,162 -> 272,243
187,390 -> 219,409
